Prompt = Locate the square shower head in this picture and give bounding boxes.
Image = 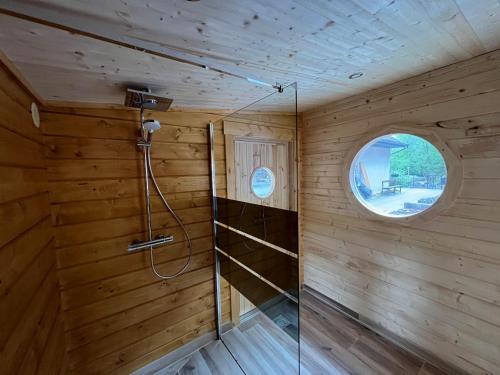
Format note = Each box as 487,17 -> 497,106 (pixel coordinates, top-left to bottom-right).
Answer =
124,88 -> 173,111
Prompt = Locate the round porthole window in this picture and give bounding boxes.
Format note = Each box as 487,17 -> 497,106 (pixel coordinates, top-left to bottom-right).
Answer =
250,167 -> 275,199
349,133 -> 447,217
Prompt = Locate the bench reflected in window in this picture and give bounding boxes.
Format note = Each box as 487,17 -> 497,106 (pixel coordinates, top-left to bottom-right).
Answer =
349,133 -> 447,217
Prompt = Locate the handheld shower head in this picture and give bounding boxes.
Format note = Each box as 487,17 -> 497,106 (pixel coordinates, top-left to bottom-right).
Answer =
143,119 -> 161,133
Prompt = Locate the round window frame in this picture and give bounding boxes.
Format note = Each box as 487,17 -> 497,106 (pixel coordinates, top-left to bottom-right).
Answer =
250,166 -> 276,199
342,125 -> 463,225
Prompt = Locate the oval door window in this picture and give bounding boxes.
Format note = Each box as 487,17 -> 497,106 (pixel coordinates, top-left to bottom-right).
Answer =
349,133 -> 448,217
250,167 -> 275,199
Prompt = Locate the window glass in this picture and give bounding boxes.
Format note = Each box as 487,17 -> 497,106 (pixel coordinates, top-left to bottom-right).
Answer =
251,167 -> 275,199
349,134 -> 447,217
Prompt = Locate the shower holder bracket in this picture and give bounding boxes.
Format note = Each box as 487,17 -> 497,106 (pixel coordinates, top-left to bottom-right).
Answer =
136,138 -> 151,148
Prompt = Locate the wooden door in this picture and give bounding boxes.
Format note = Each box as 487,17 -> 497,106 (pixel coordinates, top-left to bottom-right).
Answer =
234,139 -> 290,210
225,136 -> 293,320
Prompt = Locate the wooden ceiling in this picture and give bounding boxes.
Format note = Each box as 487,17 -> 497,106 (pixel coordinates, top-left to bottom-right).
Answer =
1,0 -> 500,111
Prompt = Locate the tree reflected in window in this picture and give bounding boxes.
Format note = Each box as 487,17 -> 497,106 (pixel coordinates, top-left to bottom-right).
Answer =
350,134 -> 447,217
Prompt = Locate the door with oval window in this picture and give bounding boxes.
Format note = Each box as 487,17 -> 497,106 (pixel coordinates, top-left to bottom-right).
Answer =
213,84 -> 299,374
224,134 -> 296,318
233,138 -> 291,210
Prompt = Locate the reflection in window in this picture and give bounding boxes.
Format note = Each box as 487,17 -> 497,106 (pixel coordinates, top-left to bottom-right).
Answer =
349,134 -> 447,217
251,167 -> 275,199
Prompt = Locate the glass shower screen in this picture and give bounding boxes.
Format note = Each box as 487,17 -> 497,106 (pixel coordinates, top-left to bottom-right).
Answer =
209,83 -> 299,374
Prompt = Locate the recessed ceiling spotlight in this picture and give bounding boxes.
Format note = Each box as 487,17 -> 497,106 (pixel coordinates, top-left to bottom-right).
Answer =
349,72 -> 364,79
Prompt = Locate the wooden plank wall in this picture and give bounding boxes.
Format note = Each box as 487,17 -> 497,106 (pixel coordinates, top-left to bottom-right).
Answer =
0,62 -> 67,374
301,49 -> 500,374
41,106 -> 230,374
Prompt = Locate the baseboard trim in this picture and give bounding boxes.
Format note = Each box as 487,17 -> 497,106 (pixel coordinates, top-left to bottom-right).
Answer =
303,285 -> 467,375
131,322 -> 233,375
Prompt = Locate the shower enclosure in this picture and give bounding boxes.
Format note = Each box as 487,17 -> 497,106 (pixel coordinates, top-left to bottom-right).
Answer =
209,83 -> 300,373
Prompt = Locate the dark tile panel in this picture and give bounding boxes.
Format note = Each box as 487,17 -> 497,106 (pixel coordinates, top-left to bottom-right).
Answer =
219,253 -> 298,341
216,197 -> 298,254
216,224 -> 298,298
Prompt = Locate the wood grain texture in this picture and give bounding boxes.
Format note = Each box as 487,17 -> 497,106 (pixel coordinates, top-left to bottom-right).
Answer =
153,291 -> 448,375
302,49 -> 500,374
0,61 -> 66,375
40,109 -> 300,375
2,1 -> 500,110
41,106 -> 228,374
300,291 -> 450,375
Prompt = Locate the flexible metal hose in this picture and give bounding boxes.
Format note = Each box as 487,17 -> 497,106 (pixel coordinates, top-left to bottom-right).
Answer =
145,141 -> 193,279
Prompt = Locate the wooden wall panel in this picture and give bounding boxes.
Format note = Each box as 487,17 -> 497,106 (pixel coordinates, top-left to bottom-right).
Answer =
302,49 -> 500,374
0,62 -> 66,374
41,106 -> 229,374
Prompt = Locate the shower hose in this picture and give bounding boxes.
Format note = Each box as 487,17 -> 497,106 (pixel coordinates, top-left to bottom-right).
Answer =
144,145 -> 193,279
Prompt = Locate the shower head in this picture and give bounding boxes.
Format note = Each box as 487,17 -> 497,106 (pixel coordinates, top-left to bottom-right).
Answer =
143,119 -> 161,133
124,88 -> 173,112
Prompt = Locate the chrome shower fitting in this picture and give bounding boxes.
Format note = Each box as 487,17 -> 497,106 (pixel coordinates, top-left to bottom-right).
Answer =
128,235 -> 174,252
137,119 -> 161,147
124,87 -> 173,111
143,119 -> 161,133
125,87 -> 192,280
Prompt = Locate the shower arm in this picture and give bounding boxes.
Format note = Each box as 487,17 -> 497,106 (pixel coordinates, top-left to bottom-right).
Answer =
139,103 -> 147,140
142,118 -> 153,247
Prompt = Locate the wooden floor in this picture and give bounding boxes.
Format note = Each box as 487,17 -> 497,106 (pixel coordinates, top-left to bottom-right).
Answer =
155,291 -> 449,375
299,292 -> 448,375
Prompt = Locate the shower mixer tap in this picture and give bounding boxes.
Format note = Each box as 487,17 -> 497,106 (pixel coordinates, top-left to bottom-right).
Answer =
127,235 -> 174,253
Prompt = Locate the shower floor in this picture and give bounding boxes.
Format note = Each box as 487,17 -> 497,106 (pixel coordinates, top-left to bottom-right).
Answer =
150,291 -> 448,375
